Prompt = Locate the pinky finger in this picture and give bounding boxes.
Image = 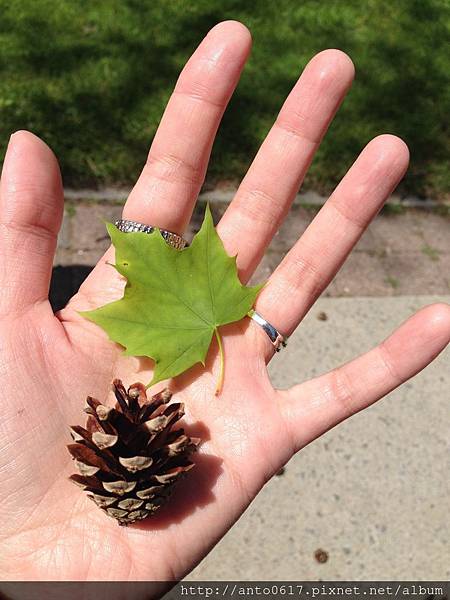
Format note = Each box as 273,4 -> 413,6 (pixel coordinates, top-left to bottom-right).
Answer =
279,303 -> 450,452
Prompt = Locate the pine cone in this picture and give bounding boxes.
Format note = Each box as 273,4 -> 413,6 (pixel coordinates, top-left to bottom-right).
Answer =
68,379 -> 199,525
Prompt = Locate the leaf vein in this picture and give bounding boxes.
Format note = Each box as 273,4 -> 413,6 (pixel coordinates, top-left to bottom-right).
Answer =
206,215 -> 216,322
126,238 -> 212,327
156,329 -> 212,379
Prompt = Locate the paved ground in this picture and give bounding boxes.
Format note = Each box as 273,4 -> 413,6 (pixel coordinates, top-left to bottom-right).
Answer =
54,199 -> 449,308
52,197 -> 449,580
190,296 -> 450,580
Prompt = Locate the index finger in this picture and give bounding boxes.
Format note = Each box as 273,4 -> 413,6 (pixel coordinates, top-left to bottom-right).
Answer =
124,20 -> 251,234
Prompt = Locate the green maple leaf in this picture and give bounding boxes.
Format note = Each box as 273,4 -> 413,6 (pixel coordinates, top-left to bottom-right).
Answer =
81,205 -> 264,393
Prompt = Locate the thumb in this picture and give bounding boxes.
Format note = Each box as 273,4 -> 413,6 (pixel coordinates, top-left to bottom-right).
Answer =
0,131 -> 64,316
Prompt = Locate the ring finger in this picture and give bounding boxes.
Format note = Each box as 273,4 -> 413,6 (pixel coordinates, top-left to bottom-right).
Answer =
253,134 -> 410,357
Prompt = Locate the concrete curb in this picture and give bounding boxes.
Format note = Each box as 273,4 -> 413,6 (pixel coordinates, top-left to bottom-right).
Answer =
64,187 -> 448,210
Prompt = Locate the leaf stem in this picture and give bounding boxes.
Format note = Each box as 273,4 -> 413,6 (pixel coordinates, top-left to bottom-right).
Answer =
214,327 -> 224,396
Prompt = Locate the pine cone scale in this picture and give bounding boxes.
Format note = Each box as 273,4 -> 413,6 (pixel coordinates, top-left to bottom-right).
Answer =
118,455 -> 153,472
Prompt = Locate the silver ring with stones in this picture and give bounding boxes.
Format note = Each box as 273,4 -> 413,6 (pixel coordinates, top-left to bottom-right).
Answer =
115,219 -> 188,250
248,309 -> 287,352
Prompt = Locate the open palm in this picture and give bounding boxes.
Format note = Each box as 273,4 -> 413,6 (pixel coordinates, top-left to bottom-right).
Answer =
0,21 -> 448,587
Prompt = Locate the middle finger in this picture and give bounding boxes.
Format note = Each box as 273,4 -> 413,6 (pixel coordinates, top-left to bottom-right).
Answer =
217,49 -> 355,282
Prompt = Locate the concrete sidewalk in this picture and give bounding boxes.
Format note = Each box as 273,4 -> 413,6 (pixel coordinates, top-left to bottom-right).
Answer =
190,296 -> 450,580
56,202 -> 450,298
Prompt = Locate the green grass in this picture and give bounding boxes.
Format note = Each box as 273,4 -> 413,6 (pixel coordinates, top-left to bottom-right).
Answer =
0,0 -> 449,198
64,203 -> 77,218
421,243 -> 441,261
381,203 -> 406,215
385,275 -> 400,289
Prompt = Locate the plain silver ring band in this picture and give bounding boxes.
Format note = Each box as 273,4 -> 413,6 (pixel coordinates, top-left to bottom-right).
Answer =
114,219 -> 188,250
248,309 -> 287,352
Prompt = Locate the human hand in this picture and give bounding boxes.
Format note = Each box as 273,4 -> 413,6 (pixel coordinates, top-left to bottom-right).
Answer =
0,21 -> 448,586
